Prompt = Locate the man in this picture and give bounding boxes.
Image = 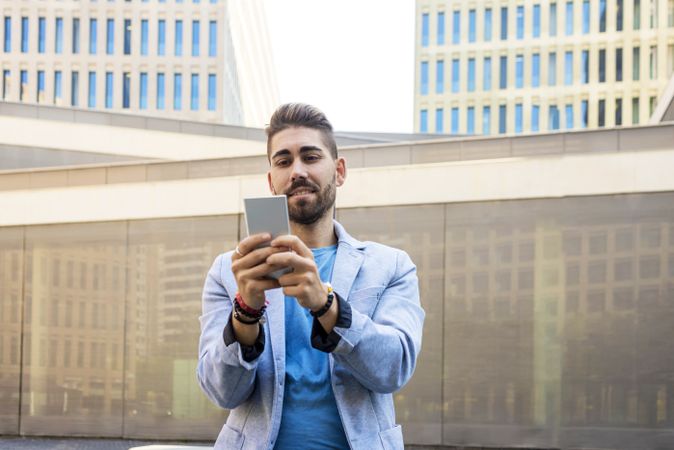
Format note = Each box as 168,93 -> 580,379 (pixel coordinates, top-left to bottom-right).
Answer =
197,103 -> 424,449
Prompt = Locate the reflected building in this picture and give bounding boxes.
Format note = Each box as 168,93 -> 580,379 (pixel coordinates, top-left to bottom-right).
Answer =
1,98 -> 674,448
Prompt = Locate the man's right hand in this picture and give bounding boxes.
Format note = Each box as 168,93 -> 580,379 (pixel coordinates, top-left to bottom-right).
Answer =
231,233 -> 284,310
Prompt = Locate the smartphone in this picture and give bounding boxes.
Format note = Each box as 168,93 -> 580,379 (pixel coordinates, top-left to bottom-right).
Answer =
243,195 -> 292,280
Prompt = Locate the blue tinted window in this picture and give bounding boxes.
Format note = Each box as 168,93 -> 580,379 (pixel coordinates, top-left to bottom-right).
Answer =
208,73 -> 216,111
88,71 -> 96,108
515,55 -> 524,88
420,61 -> 429,95
157,72 -> 165,109
123,73 -> 130,109
437,12 -> 445,45
467,106 -> 475,134
3,17 -> 10,52
173,73 -> 182,110
141,19 -> 148,55
516,6 -> 524,39
89,19 -> 97,54
105,72 -> 113,108
468,58 -> 476,92
175,20 -> 183,56
451,58 -> 460,92
549,52 -> 557,85
565,104 -> 574,128
634,0 -> 641,29
515,103 -> 523,133
55,18 -> 63,53
549,105 -> 560,130
564,51 -> 573,85
483,57 -> 492,90
38,17 -> 46,53
436,60 -> 444,94
533,5 -> 541,37
532,105 -> 540,132
140,72 -> 148,109
191,20 -> 200,56
158,20 -> 166,55
581,50 -> 589,83
106,19 -> 114,54
499,55 -> 507,89
565,1 -> 573,35
72,18 -> 79,54
499,104 -> 506,133
20,70 -> 27,100
421,13 -> 429,47
581,99 -> 589,127
599,49 -> 606,82
482,106 -> 491,135
54,70 -> 62,102
435,108 -> 444,133
124,19 -> 131,55
616,48 -> 623,81
37,70 -> 45,102
190,73 -> 199,111
420,109 -> 428,132
209,20 -> 216,56
550,3 -> 558,36
451,107 -> 459,134
469,9 -> 476,42
500,7 -> 508,40
617,0 -> 624,30
484,8 -> 492,41
21,17 -> 28,53
582,1 -> 590,33
452,11 -> 460,44
532,53 -> 540,87
599,0 -> 607,31
71,71 -> 79,106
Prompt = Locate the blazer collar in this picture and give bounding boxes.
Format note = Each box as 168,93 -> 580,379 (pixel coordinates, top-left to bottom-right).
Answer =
331,220 -> 365,300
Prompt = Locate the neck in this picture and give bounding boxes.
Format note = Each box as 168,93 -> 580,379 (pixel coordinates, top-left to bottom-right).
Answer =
289,210 -> 337,249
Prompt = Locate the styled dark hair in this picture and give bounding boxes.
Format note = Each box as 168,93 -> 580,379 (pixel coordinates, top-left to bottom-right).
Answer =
265,103 -> 338,159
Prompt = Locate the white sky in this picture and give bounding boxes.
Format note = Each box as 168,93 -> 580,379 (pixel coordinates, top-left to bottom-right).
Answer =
263,0 -> 415,133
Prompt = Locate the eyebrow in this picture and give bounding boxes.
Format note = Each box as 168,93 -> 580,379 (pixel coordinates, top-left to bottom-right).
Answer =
271,145 -> 324,160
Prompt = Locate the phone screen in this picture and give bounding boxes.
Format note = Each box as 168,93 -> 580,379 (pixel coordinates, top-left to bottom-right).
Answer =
243,195 -> 291,279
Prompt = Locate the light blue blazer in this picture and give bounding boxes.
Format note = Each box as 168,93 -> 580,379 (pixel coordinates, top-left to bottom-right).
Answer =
197,221 -> 425,450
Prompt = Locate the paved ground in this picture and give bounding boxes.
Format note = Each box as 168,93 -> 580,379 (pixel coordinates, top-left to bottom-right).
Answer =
0,438 -> 213,450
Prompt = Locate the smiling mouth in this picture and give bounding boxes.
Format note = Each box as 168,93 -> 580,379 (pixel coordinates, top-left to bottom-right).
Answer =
288,189 -> 316,197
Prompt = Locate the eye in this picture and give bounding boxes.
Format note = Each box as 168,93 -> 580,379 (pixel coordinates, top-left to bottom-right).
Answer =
304,153 -> 321,162
274,158 -> 290,167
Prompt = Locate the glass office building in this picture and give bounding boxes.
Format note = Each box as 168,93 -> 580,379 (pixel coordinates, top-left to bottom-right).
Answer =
0,0 -> 278,127
416,0 -> 674,135
1,98 -> 674,447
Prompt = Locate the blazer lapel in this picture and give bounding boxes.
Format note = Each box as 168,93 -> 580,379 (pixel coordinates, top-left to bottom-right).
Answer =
331,244 -> 364,302
265,287 -> 285,368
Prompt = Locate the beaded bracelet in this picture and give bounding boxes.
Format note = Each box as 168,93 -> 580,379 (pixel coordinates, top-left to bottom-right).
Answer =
310,282 -> 335,318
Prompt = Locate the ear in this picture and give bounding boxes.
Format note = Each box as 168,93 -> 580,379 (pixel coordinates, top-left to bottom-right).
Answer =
267,172 -> 276,194
335,157 -> 347,187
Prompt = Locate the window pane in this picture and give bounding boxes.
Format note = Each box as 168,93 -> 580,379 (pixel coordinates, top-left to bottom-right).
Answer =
564,51 -> 573,85
89,19 -> 97,54
633,46 -> 640,80
208,20 -> 216,57
632,97 -> 640,123
581,50 -> 589,83
598,99 -> 606,127
469,10 -> 476,42
436,60 -> 444,94
533,5 -> 541,37
190,73 -> 199,110
483,57 -> 492,90
582,1 -> 590,33
482,106 -> 491,135
420,109 -> 428,132
3,16 -> 11,52
123,19 -> 131,55
615,98 -> 623,125
208,73 -> 216,111
106,19 -> 114,55
21,17 -> 28,53
599,0 -> 607,31
452,11 -> 460,44
565,104 -> 574,129
421,13 -> 429,47
452,59 -> 460,93
616,48 -> 623,81
531,105 -> 540,132
420,61 -> 429,95
71,71 -> 79,106
549,52 -> 557,85
549,105 -> 560,130
499,104 -> 507,133
515,55 -> 524,88
173,73 -> 182,110
191,20 -> 200,56
37,70 -> 45,102
499,56 -> 507,89
435,108 -> 444,133
634,0 -> 641,29
87,71 -> 96,108
532,53 -> 540,87
467,107 -> 475,134
105,72 -> 113,108
54,70 -> 62,103
484,9 -> 492,41
55,18 -> 63,54
515,103 -> 523,133
565,1 -> 574,35
158,20 -> 166,55
122,72 -> 130,109
500,7 -> 508,40
175,20 -> 183,56
141,20 -> 148,55
581,100 -> 589,127
468,58 -> 475,92
139,72 -> 148,110
550,3 -> 558,36
437,12 -> 444,45
516,6 -> 524,39
599,49 -> 606,82
451,107 -> 459,133
72,18 -> 79,54
617,0 -> 624,30
157,72 -> 165,109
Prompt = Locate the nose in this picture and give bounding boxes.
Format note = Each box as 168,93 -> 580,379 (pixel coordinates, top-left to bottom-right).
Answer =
290,159 -> 308,181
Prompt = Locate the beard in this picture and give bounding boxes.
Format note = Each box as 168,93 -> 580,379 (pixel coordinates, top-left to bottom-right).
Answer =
285,175 -> 336,225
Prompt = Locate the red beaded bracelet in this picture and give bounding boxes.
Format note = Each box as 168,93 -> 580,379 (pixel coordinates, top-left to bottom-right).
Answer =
235,292 -> 267,316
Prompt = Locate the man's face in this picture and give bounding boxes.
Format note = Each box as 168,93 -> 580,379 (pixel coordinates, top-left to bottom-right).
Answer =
267,127 -> 346,225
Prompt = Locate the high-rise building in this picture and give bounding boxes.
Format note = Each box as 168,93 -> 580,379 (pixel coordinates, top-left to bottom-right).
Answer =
415,0 -> 674,135
0,0 -> 278,127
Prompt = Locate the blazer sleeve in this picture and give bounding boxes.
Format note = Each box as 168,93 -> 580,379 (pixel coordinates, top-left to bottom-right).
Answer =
329,249 -> 425,394
196,253 -> 260,409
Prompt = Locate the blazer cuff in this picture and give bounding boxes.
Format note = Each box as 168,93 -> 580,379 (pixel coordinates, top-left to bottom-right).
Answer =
311,294 -> 352,353
223,314 -> 265,362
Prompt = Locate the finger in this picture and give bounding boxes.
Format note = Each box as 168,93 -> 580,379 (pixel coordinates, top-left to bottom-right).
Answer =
233,246 -> 285,270
266,251 -> 315,272
234,233 -> 272,259
243,262 -> 290,281
271,235 -> 312,258
250,278 -> 281,293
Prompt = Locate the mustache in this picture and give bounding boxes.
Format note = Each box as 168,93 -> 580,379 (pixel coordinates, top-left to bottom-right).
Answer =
285,179 -> 319,194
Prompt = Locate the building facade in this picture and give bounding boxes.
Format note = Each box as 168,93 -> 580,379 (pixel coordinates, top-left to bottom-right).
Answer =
415,0 -> 674,135
0,0 -> 278,127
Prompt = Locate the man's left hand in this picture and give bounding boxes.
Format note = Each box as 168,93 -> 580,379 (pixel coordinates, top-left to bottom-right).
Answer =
266,235 -> 329,311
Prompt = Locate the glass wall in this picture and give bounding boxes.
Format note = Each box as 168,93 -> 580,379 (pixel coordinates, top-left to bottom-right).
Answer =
0,193 -> 673,447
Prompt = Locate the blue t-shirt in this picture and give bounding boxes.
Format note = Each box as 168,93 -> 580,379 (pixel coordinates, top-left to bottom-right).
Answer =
274,244 -> 349,449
